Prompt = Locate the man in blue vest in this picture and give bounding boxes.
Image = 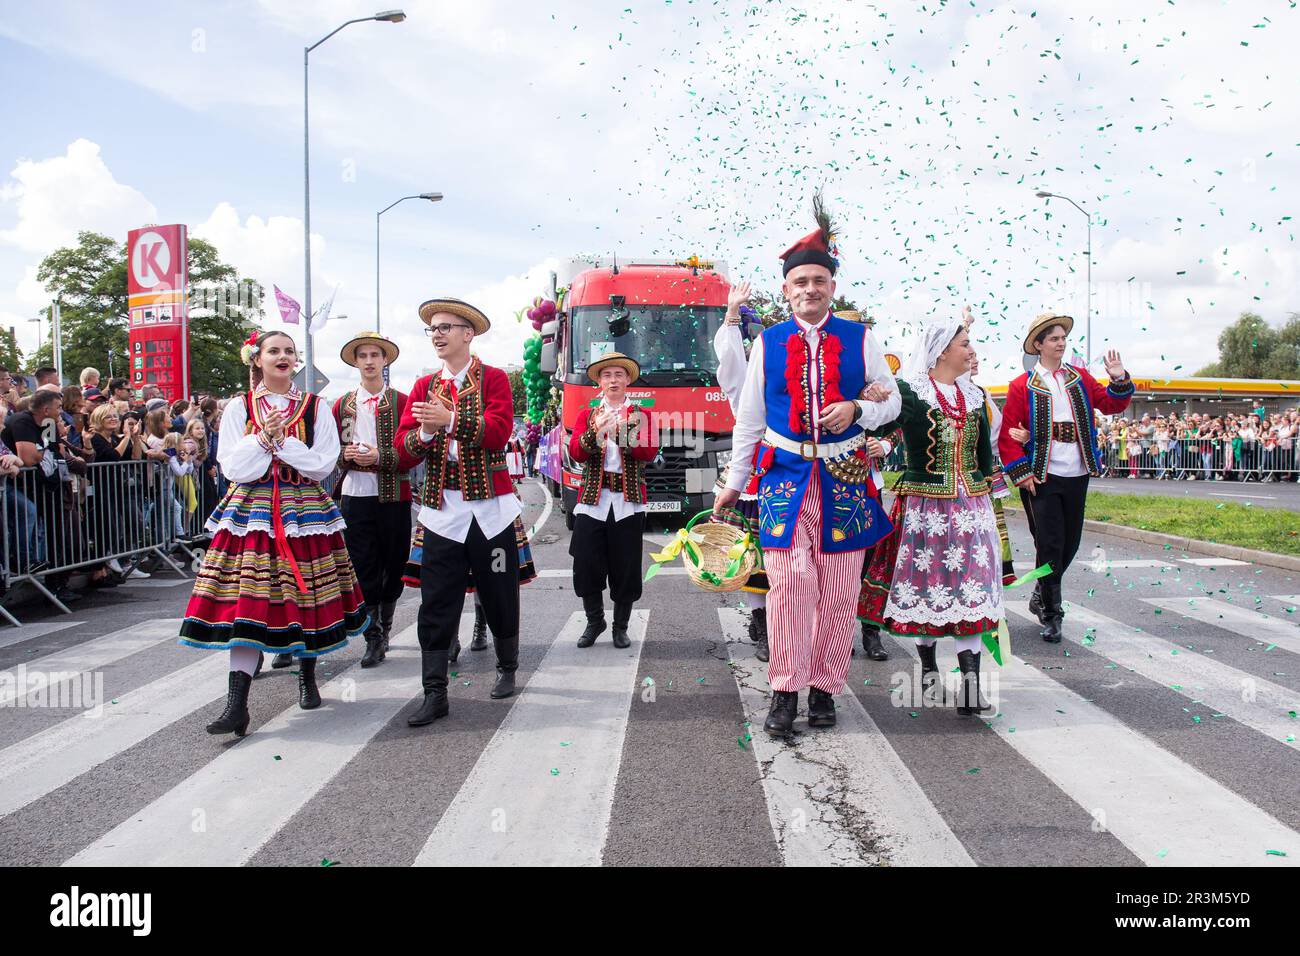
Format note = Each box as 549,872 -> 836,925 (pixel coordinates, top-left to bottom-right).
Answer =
715,195 -> 899,736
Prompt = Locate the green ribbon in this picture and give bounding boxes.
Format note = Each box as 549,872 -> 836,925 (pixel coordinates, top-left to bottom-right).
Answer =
1006,563 -> 1052,589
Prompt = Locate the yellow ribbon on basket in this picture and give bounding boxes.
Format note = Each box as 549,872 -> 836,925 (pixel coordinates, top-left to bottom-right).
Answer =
723,531 -> 754,579
645,527 -> 704,582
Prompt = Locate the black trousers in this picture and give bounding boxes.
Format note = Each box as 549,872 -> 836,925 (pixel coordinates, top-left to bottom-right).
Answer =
569,510 -> 645,603
341,495 -> 411,605
1026,474 -> 1090,586
419,519 -> 519,662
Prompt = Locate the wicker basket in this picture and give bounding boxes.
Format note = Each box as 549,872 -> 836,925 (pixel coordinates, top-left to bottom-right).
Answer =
679,508 -> 761,593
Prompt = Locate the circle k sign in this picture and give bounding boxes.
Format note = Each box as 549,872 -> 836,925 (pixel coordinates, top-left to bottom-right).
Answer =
131,230 -> 173,289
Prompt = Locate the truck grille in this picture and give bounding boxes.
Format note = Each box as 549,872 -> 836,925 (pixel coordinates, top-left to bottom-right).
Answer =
645,448 -> 694,495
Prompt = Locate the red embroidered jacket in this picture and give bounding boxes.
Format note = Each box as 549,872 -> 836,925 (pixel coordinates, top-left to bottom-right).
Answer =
568,404 -> 658,505
998,363 -> 1134,486
394,358 -> 515,506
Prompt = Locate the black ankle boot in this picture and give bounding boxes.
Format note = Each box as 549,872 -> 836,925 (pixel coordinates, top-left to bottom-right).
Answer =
862,624 -> 889,661
751,607 -> 769,662
253,652 -> 264,678
577,594 -> 606,648
611,602 -> 633,649
360,605 -> 385,668
956,649 -> 992,716
379,600 -> 398,652
917,642 -> 941,703
297,657 -> 322,710
470,601 -> 489,652
408,649 -> 450,726
1029,583 -> 1045,624
271,652 -> 293,669
206,670 -> 253,736
1040,579 -> 1063,643
491,635 -> 519,699
807,686 -> 836,727
763,689 -> 799,736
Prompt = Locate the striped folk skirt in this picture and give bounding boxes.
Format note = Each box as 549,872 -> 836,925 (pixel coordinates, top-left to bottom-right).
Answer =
179,477 -> 368,656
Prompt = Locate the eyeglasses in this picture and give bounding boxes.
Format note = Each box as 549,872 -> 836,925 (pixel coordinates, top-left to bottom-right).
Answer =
424,323 -> 472,337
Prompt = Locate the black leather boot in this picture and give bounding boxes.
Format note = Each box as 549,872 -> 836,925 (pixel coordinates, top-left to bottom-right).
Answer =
470,601 -> 489,652
751,607 -> 769,662
1029,582 -> 1044,623
491,635 -> 519,699
297,657 -> 322,710
807,686 -> 836,727
763,689 -> 799,736
1040,579 -> 1063,643
408,648 -> 450,726
379,600 -> 398,652
253,652 -> 264,678
956,649 -> 992,716
206,670 -> 253,736
917,642 -> 941,704
271,652 -> 293,669
611,601 -> 633,649
861,623 -> 889,661
577,594 -> 606,648
360,605 -> 385,668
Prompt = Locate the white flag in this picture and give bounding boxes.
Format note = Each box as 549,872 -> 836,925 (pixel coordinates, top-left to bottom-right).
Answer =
310,285 -> 338,333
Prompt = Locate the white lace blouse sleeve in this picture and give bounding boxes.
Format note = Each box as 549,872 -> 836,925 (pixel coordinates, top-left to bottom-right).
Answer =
217,397 -> 274,484
277,398 -> 342,483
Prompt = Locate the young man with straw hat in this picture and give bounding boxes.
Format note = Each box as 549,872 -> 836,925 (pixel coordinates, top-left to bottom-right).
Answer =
333,331 -> 411,669
568,351 -> 658,649
998,312 -> 1134,643
395,298 -> 521,726
715,194 -> 899,737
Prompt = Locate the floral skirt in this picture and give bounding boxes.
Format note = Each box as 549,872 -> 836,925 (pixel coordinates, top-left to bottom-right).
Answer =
401,516 -> 537,591
859,491 -> 1003,641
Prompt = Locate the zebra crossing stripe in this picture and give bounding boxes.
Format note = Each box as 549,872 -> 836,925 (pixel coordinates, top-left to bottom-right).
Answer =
0,619 -> 182,707
1143,598 -> 1300,657
414,611 -> 647,866
718,609 -> 974,867
0,619 -> 84,653
65,621 -> 436,866
0,653 -> 228,818
1007,603 -> 1300,748
894,641 -> 1299,866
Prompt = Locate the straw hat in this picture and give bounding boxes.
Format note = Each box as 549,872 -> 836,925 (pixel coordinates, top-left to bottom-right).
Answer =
417,298 -> 491,335
587,351 -> 640,384
340,331 -> 400,367
1023,311 -> 1074,355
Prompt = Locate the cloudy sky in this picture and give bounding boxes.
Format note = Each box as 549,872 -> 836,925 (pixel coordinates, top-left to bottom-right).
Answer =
0,0 -> 1295,395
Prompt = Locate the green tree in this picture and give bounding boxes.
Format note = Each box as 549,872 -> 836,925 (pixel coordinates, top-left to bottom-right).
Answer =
506,368 -> 527,417
29,231 -> 262,395
0,328 -> 23,372
1194,311 -> 1287,379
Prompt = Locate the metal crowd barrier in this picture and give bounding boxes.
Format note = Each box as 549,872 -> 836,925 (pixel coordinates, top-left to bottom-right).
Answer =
0,460 -> 191,624
1096,437 -> 1299,481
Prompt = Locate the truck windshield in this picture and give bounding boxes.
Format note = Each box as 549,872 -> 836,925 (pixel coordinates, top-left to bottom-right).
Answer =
569,304 -> 726,385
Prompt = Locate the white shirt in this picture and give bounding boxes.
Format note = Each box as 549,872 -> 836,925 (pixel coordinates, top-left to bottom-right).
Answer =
726,313 -> 901,492
1034,361 -> 1087,478
417,358 -> 521,544
341,384 -> 383,498
218,388 -> 340,485
574,396 -> 643,522
713,321 -> 749,412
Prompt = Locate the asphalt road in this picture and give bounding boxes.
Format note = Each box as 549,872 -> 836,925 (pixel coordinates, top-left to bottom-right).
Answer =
2,478 -> 1298,867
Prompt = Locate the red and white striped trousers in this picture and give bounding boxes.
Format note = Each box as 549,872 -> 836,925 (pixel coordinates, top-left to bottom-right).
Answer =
763,471 -> 865,694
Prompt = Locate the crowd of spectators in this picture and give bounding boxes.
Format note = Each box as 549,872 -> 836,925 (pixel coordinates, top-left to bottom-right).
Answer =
1094,405 -> 1300,481
0,364 -> 231,602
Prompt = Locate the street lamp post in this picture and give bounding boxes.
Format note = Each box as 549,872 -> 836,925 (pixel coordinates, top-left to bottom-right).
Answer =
304,9 -> 406,394
1036,190 -> 1092,365
376,192 -> 442,334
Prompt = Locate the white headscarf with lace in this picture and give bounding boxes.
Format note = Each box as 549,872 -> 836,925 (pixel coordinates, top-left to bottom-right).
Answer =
900,319 -> 984,411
